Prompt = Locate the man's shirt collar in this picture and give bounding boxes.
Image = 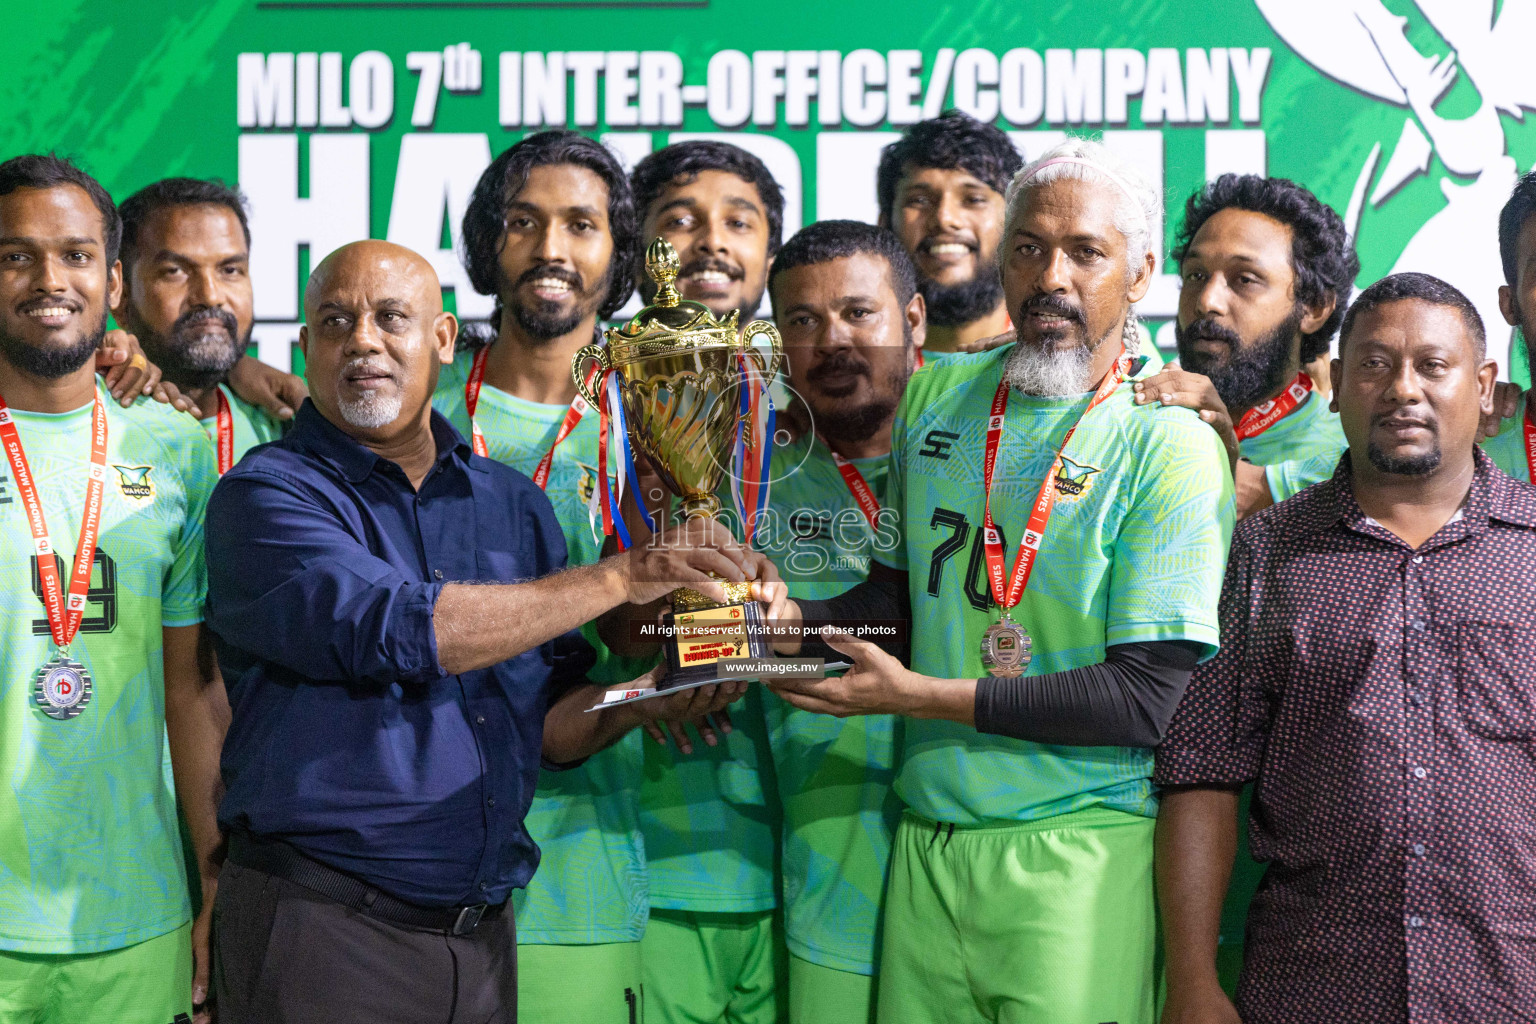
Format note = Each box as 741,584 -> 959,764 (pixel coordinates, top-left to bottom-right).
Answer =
289,399 -> 477,484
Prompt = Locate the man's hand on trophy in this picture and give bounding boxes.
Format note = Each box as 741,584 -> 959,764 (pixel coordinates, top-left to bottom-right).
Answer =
619,515 -> 754,606
766,627 -> 925,718
744,552 -> 789,623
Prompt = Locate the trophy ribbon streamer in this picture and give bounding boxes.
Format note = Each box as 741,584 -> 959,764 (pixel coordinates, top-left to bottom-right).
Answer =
592,367 -> 657,551
728,354 -> 775,546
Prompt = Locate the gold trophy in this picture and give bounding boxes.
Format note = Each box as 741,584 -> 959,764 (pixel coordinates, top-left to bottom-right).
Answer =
573,237 -> 783,688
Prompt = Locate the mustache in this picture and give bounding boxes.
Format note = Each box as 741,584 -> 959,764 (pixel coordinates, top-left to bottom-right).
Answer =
1018,293 -> 1085,325
173,305 -> 239,337
806,349 -> 872,382
517,264 -> 584,291
1179,317 -> 1242,349
340,357 -> 397,380
1372,410 -> 1435,431
678,256 -> 743,281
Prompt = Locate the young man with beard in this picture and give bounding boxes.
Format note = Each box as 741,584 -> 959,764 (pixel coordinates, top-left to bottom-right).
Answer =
113,178 -> 284,473
624,138 -> 790,1024
876,111 -> 1018,358
1135,176 -> 1358,519
632,140 -> 782,321
429,129 -> 664,1022
1480,170 -> 1536,481
766,139 -> 1233,1024
0,156 -> 225,1024
1157,274 -> 1533,1024
746,220 -> 922,1023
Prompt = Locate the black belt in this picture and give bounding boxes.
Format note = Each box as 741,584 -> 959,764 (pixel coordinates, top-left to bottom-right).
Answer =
227,832 -> 506,936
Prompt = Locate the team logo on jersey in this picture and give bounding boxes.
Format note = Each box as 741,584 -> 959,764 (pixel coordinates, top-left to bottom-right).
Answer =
1053,456 -> 1101,499
113,465 -> 155,502
919,429 -> 960,460
574,461 -> 597,504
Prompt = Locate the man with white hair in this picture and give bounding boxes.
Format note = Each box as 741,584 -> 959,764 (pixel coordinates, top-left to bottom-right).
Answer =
765,138 -> 1234,1023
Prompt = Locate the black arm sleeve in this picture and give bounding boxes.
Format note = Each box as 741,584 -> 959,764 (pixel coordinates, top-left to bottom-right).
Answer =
973,640 -> 1202,748
793,564 -> 911,663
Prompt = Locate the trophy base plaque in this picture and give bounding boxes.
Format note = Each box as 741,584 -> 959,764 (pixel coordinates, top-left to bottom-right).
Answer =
661,587 -> 771,690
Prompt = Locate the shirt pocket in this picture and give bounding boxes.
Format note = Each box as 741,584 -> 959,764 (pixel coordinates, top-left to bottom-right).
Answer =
1457,622 -> 1536,740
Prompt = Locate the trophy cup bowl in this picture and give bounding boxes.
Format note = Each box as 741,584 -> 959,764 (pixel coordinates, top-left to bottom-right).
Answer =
574,237 -> 783,687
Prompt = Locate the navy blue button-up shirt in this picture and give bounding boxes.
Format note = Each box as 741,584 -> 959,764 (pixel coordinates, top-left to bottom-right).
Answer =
206,401 -> 593,908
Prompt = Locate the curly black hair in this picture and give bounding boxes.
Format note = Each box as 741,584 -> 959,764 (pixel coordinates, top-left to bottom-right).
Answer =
119,177 -> 250,284
767,220 -> 917,311
875,110 -> 1022,227
0,154 -> 121,263
1499,170 -> 1536,287
631,140 -> 785,256
460,130 -> 637,326
1173,174 -> 1359,362
1338,271 -> 1485,359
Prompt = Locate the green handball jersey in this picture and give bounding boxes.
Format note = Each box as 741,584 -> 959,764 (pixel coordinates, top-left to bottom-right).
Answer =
1239,387 -> 1346,501
746,432 -> 902,974
0,383 -> 214,954
435,348 -> 653,944
198,383 -> 284,469
1482,409 -> 1532,482
877,346 -> 1232,826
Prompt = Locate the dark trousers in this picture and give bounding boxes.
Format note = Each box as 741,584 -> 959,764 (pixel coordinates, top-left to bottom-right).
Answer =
213,860 -> 517,1024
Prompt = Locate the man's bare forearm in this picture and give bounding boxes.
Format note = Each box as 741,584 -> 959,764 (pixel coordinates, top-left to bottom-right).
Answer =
1157,786 -> 1241,995
163,625 -> 231,879
434,559 -> 628,675
542,684 -> 649,764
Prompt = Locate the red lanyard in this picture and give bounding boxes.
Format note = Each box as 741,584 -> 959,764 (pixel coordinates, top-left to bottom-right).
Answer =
466,346 -> 592,490
1234,372 -> 1312,441
915,350 -> 925,371
982,348 -> 1128,612
214,387 -> 234,476
824,440 -> 881,528
1523,401 -> 1536,484
0,387 -> 108,653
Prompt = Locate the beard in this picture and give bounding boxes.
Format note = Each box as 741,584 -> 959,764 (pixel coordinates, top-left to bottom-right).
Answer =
802,328 -> 912,444
507,264 -> 611,343
919,262 -> 1005,329
0,309 -> 107,380
137,306 -> 246,393
1367,441 -> 1441,476
336,357 -> 405,429
1004,293 -> 1117,396
1176,307 -> 1303,413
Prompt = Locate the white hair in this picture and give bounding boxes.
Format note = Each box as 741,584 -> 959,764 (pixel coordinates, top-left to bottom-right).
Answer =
1002,137 -> 1161,278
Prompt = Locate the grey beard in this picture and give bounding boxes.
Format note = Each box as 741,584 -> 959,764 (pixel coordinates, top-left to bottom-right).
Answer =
1004,340 -> 1094,396
338,388 -> 403,429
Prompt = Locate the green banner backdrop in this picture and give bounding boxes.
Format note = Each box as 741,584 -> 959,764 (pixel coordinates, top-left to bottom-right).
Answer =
7,0 -> 1534,380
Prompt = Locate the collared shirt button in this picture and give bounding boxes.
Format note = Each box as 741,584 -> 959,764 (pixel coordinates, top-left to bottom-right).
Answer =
434,569 -> 444,580
476,715 -> 486,725
1412,843 -> 1426,856
1412,766 -> 1428,779
1409,691 -> 1425,706
1411,619 -> 1426,632
479,882 -> 489,892
1412,555 -> 1424,564
1408,915 -> 1424,928
487,797 -> 496,807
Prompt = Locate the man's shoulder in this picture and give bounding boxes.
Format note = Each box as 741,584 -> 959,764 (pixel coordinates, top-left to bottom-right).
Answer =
226,387 -> 287,440
110,393 -> 214,486
1236,473 -> 1341,547
896,346 -> 1005,436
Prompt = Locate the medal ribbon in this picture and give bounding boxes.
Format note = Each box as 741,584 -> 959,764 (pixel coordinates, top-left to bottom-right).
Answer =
825,441 -> 881,529
1523,400 -> 1536,484
214,387 -> 235,476
982,348 -> 1128,612
0,387 -> 108,652
1233,372 -> 1313,441
465,345 -> 595,490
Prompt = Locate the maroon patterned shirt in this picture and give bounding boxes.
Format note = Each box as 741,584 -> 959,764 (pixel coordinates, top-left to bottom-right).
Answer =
1156,449 -> 1536,1024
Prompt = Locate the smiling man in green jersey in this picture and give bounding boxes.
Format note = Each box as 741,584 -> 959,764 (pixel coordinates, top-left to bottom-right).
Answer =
767,138 -> 1234,1024
0,156 -> 225,1024
624,138 -> 790,1024
114,178 -> 284,475
431,130 -> 661,1022
736,219 -> 922,1023
1136,175 -> 1360,523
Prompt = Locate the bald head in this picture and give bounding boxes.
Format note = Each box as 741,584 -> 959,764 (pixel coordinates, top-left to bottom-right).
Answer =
300,239 -> 458,447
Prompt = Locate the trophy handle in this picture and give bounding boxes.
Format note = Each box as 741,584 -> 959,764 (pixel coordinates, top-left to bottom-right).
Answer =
740,320 -> 783,381
572,342 -> 609,408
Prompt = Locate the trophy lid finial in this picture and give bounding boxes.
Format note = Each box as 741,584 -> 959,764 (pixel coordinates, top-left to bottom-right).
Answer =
646,237 -> 682,308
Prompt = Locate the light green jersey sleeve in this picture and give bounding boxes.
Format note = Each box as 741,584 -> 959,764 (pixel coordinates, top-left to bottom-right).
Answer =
162,412 -> 217,627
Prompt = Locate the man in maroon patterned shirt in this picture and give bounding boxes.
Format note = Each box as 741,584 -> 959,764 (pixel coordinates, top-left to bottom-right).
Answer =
1155,271 -> 1536,1024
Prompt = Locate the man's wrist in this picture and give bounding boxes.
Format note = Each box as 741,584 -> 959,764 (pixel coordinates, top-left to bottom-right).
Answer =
903,673 -> 977,724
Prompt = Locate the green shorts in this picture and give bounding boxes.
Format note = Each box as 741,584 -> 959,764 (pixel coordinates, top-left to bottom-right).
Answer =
0,922 -> 191,1024
789,954 -> 875,1024
519,941 -> 644,1023
641,909 -> 783,1024
877,808 -> 1157,1024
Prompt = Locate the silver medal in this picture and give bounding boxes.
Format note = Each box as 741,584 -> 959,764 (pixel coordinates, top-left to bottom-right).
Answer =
979,617 -> 1031,679
34,654 -> 92,720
